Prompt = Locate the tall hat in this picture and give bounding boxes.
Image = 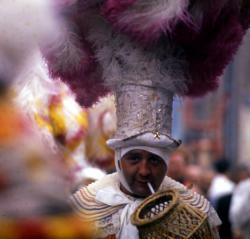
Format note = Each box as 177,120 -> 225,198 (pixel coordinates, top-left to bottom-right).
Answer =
44,1 -> 250,154
106,82 -> 181,154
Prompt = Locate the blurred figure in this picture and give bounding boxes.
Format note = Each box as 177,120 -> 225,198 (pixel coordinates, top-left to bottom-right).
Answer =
0,1 -> 95,238
14,54 -> 92,190
230,178 -> 250,239
0,0 -> 71,218
198,167 -> 215,198
185,164 -> 203,194
86,95 -> 116,173
208,157 -> 235,207
231,163 -> 250,184
208,157 -> 235,239
0,93 -> 71,217
167,146 -> 191,184
216,193 -> 233,239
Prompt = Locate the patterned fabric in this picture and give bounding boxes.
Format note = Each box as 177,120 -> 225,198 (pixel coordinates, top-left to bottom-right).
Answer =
73,187 -> 123,221
71,173 -> 221,238
131,190 -> 214,239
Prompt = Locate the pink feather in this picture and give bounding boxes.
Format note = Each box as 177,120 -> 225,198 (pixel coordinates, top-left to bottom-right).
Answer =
43,0 -> 250,106
172,0 -> 246,96
102,0 -> 192,44
240,0 -> 250,30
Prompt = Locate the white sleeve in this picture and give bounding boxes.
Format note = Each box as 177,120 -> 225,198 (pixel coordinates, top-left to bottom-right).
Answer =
229,179 -> 250,230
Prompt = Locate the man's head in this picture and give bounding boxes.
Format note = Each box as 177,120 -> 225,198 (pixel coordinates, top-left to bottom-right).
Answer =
119,149 -> 167,198
108,132 -> 180,198
167,147 -> 190,183
213,157 -> 231,174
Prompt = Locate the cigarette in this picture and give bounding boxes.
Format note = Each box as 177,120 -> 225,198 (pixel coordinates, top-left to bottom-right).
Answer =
147,182 -> 155,194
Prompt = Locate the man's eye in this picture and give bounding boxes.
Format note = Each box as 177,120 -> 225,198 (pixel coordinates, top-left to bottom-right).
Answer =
127,154 -> 141,162
149,156 -> 161,165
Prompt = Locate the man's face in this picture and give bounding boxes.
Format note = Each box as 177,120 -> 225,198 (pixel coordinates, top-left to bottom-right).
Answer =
120,149 -> 167,198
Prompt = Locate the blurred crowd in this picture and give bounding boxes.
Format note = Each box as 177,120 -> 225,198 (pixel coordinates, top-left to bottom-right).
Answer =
166,146 -> 250,239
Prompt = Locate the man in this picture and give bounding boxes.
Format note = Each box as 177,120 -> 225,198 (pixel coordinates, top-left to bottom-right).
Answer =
167,147 -> 191,184
208,157 -> 235,207
49,1 -> 250,238
118,149 -> 166,198
71,132 -> 221,239
230,177 -> 250,239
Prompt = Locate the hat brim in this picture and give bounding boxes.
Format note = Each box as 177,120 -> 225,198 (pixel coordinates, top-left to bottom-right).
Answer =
107,132 -> 181,150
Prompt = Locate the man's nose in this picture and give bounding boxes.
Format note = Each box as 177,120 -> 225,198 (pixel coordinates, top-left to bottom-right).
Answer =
138,160 -> 151,176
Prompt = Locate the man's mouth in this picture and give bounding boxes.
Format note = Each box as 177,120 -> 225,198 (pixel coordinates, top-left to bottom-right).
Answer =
136,180 -> 150,185
135,180 -> 153,190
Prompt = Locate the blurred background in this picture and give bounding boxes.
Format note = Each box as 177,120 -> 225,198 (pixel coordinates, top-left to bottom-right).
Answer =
172,30 -> 250,168
170,30 -> 250,239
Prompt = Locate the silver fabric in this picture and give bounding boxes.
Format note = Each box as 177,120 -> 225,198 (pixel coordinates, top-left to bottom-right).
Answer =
114,84 -> 173,139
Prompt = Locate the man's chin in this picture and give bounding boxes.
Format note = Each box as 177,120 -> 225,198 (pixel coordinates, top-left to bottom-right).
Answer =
131,187 -> 152,198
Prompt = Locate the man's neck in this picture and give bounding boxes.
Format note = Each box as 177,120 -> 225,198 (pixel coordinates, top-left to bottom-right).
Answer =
119,184 -> 146,199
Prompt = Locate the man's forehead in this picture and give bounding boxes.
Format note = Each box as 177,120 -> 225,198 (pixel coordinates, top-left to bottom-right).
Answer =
123,149 -> 163,159
125,149 -> 148,155
117,146 -> 169,165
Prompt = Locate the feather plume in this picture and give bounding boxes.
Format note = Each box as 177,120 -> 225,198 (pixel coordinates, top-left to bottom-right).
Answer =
44,29 -> 94,80
0,0 -> 59,83
78,0 -> 104,9
43,3 -> 94,80
67,67 -> 109,108
43,5 -> 110,107
102,0 -> 191,44
43,0 -> 250,107
53,0 -> 78,7
85,12 -> 188,94
240,0 -> 250,30
172,0 -> 246,96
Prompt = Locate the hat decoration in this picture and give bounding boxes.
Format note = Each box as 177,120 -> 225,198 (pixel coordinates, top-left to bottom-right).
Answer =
44,0 -> 250,150
45,0 -> 250,106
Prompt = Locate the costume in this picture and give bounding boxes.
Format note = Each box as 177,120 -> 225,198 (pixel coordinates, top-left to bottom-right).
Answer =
71,172 -> 221,239
0,0 -> 71,218
0,2 -> 97,238
86,95 -> 116,173
14,53 -> 90,188
45,0 -> 250,107
48,1 -> 250,239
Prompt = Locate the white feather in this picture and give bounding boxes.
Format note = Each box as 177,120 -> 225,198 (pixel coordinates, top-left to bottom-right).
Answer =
46,28 -> 86,75
14,52 -> 59,115
118,0 -> 190,33
0,0 -> 60,81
